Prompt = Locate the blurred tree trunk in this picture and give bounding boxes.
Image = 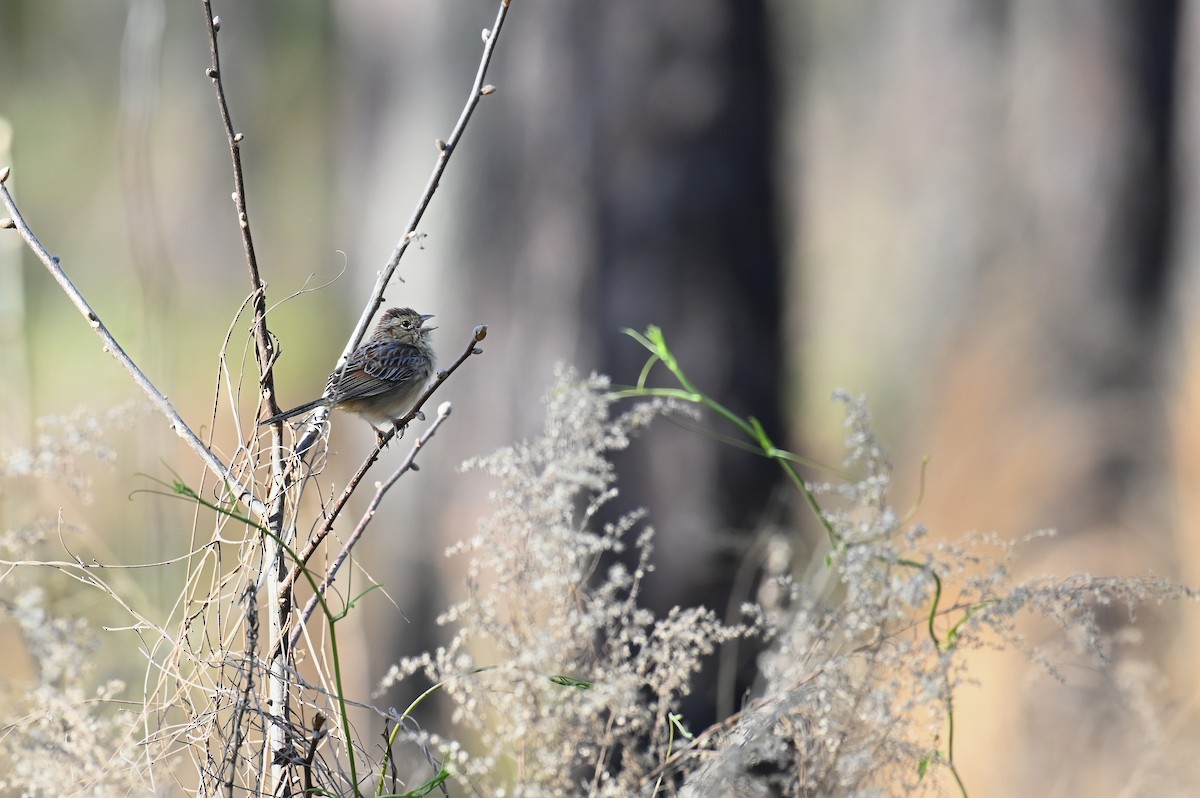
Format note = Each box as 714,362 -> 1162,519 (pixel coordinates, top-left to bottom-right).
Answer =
460,0 -> 785,605
336,0 -> 785,729
457,0 -> 786,725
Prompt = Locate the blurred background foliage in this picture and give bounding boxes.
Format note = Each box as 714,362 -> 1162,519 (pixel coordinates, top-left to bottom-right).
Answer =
2,1 -> 1199,794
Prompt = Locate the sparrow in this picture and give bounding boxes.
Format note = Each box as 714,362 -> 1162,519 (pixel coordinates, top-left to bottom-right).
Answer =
260,307 -> 436,431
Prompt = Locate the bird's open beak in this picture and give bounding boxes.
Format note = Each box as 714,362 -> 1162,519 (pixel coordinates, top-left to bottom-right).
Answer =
420,313 -> 436,331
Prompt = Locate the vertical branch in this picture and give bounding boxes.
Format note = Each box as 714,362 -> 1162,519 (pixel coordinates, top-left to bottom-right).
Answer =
199,1 -> 277,400
198,2 -> 293,792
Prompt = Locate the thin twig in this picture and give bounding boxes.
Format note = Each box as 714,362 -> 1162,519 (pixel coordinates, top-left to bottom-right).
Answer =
222,586 -> 258,798
289,401 -> 455,650
200,1 -> 279,409
301,713 -> 327,797
292,0 -> 512,460
0,171 -> 269,523
349,0 -> 510,350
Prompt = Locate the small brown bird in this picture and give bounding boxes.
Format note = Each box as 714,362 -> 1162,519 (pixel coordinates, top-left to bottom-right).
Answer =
260,307 -> 436,430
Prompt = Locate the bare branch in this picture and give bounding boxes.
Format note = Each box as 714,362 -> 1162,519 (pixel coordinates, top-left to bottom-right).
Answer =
289,400 -> 455,649
301,0 -> 512,458
287,0 -> 510,464
199,0 -> 279,410
0,176 -> 269,523
197,6 -> 296,790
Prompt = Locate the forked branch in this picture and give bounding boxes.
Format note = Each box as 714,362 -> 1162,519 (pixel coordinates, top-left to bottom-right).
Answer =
278,324 -> 487,603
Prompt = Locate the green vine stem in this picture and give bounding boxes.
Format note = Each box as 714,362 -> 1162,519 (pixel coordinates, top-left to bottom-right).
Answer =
615,326 -> 841,547
614,325 -> 981,797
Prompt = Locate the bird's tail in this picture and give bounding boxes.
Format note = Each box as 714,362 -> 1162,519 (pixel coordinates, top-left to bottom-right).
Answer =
258,398 -> 327,426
